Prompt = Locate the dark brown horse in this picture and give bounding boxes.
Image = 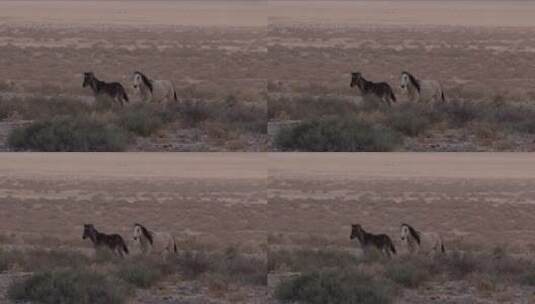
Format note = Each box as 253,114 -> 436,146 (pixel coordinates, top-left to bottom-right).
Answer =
350,224 -> 396,258
350,72 -> 396,107
83,72 -> 129,107
83,224 -> 129,257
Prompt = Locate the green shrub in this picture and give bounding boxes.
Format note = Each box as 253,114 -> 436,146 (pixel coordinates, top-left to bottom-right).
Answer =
8,269 -> 128,304
214,247 -> 266,285
276,269 -> 392,304
434,99 -> 479,127
8,115 -> 128,151
176,251 -> 211,279
179,97 -> 266,134
0,96 -> 90,121
118,104 -> 164,137
431,251 -> 481,279
520,271 -> 535,286
179,100 -> 211,128
275,116 -> 402,152
385,258 -> 430,288
386,103 -> 433,137
116,262 -> 164,288
268,249 -> 359,273
268,95 -> 359,121
0,249 -> 90,272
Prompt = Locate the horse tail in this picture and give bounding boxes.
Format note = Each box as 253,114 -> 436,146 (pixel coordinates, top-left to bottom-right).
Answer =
121,238 -> 129,255
441,90 -> 445,102
173,90 -> 178,102
123,91 -> 129,102
441,243 -> 445,253
174,240 -> 177,253
390,91 -> 397,102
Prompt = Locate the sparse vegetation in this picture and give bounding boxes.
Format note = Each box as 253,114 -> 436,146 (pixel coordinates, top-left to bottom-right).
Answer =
2,245 -> 264,303
8,115 -> 128,151
275,116 -> 402,152
175,248 -> 266,285
384,257 -> 430,288
272,247 -> 535,304
276,269 -> 393,304
268,249 -> 360,273
8,269 -> 129,304
116,260 -> 165,289
271,94 -> 535,151
2,93 -> 266,151
179,97 -> 266,134
118,103 -> 165,137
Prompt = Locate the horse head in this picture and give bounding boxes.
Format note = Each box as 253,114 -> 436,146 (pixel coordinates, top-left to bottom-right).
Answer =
82,72 -> 95,88
350,72 -> 362,88
350,224 -> 364,240
82,224 -> 96,240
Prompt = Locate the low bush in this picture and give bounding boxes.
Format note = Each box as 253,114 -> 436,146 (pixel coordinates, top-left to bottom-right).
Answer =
385,257 -> 430,288
275,116 -> 402,152
275,269 -> 393,304
8,269 -> 129,304
214,247 -> 266,285
268,249 -> 359,273
268,95 -> 359,121
8,115 -> 128,151
385,103 -> 433,137
118,103 -> 164,137
116,262 -> 164,289
0,248 -> 90,272
0,96 -> 90,121
176,250 -> 211,279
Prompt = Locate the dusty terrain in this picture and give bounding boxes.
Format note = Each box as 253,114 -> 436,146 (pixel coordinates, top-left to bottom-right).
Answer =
268,153 -> 535,303
267,1 -> 535,151
0,153 -> 270,303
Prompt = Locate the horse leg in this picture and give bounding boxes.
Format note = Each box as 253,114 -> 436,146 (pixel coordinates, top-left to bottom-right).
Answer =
115,246 -> 123,258
383,246 -> 391,258
117,96 -> 124,107
383,95 -> 391,107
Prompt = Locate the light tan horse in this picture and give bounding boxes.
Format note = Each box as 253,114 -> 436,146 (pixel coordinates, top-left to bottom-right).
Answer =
132,223 -> 177,259
400,223 -> 445,255
132,71 -> 177,104
400,71 -> 445,103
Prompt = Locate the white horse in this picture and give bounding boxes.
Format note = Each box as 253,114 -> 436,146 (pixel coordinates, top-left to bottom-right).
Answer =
132,223 -> 177,259
400,223 -> 445,255
132,71 -> 178,104
400,71 -> 445,103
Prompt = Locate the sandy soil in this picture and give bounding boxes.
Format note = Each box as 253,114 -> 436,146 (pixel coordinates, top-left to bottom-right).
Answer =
269,1 -> 535,27
0,1 -> 268,27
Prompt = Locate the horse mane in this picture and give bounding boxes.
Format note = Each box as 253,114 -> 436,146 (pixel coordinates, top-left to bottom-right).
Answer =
135,223 -> 153,245
402,71 -> 421,93
134,71 -> 153,93
402,223 -> 421,245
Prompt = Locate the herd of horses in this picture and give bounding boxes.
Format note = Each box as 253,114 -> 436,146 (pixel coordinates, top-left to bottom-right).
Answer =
82,71 -> 178,107
83,222 -> 443,260
82,70 -> 441,109
82,223 -> 177,259
350,223 -> 445,258
350,71 -> 446,106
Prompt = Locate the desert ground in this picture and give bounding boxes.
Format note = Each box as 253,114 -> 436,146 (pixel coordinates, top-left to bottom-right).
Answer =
0,153 -> 271,304
268,1 -> 535,151
0,1 -> 268,152
268,153 -> 535,303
